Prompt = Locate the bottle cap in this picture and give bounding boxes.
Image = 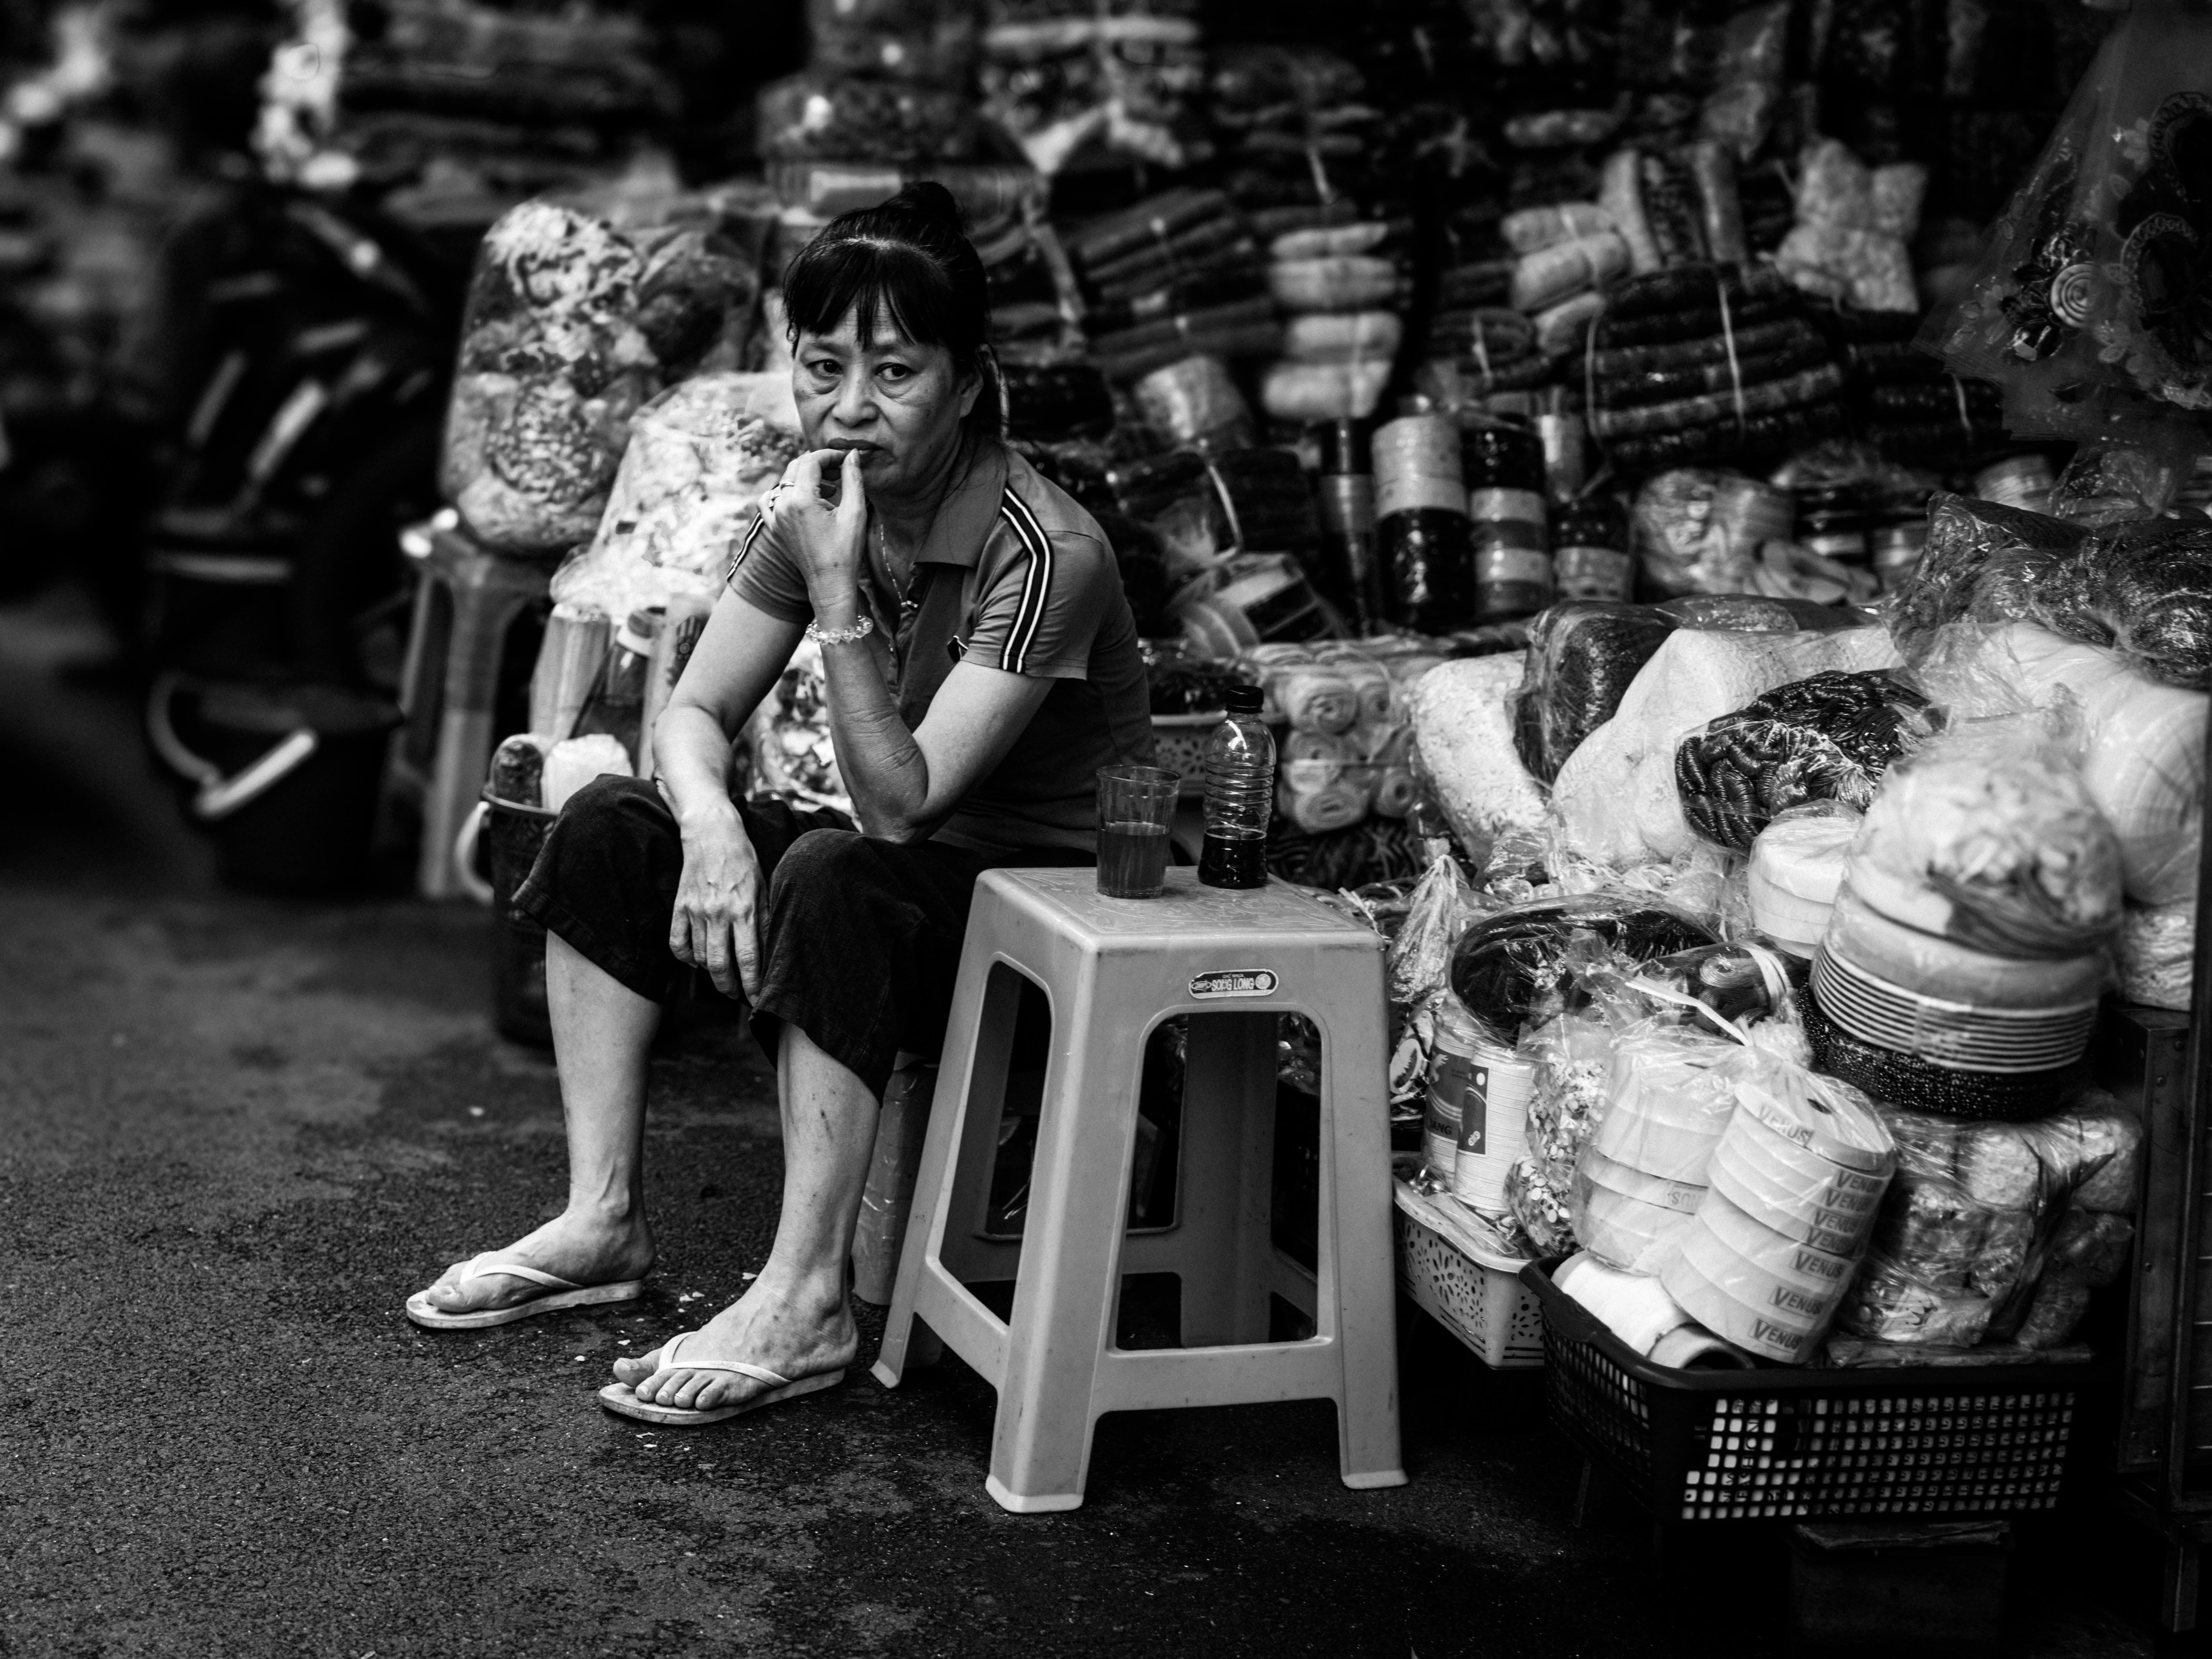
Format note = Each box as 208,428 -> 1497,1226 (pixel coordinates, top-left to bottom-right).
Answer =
1225,684 -> 1264,714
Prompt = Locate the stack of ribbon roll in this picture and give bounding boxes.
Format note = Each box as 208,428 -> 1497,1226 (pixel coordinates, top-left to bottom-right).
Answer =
1243,640 -> 1443,832
1571,1026 -> 1740,1273
1065,188 -> 1279,379
1578,263 -> 1849,472
976,0 -> 1207,178
1499,199 -> 1624,358
1826,307 -> 2008,468
1109,444 -> 1319,557
1805,719 -> 2124,1121
1261,221 -> 1402,423
1373,413 -> 1471,634
1207,45 -> 1386,233
1414,307 -> 1548,413
1663,1064 -> 1896,1364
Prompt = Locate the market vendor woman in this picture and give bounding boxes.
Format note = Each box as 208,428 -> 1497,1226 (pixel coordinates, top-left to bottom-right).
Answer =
406,183 -> 1152,1424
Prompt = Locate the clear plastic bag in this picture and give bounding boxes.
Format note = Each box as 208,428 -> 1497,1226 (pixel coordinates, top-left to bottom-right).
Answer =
1509,601 -> 1681,784
2118,901 -> 2194,1010
1386,853 -> 1492,1009
1884,493 -> 2093,671
1673,669 -> 1928,851
1846,709 -> 2126,958
1922,0 -> 2212,454
440,193 -> 765,556
1447,893 -> 1718,1046
1835,1090 -> 2142,1348
550,372 -> 803,622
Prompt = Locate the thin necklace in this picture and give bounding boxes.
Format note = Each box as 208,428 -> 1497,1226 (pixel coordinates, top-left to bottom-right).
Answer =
876,518 -> 920,617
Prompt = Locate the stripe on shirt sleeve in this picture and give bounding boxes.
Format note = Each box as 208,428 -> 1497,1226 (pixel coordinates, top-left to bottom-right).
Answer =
997,487 -> 1056,674
725,510 -> 771,584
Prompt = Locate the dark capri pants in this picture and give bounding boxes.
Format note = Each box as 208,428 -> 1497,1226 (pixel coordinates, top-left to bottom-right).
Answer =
513,775 -> 1088,1098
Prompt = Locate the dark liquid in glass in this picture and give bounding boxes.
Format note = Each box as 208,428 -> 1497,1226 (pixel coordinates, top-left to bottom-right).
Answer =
1097,819 -> 1170,897
1198,826 -> 1267,890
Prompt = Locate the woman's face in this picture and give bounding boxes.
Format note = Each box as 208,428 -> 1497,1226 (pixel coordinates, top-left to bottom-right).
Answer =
792,306 -> 980,502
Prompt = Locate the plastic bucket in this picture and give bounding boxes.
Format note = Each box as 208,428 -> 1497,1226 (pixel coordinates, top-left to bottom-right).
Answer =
146,673 -> 397,895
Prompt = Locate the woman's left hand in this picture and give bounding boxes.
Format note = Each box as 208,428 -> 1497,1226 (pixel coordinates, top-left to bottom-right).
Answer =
768,447 -> 869,606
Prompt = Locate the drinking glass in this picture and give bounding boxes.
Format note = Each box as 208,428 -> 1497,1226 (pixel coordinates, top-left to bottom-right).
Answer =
1095,764 -> 1181,898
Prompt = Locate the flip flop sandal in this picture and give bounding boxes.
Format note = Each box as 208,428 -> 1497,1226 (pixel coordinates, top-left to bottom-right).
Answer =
404,1253 -> 647,1330
596,1329 -> 847,1426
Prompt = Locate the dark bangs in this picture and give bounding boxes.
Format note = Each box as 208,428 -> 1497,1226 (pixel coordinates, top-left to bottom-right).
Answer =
784,235 -> 972,359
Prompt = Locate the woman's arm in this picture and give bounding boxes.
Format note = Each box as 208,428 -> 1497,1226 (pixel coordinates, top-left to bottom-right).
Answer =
781,447 -> 1053,842
814,648 -> 1053,843
652,587 -> 805,999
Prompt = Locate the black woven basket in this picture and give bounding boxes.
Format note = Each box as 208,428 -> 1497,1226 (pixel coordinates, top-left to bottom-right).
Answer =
1522,1260 -> 2105,1525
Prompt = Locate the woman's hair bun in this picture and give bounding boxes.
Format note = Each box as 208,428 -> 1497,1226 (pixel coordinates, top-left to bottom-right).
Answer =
885,179 -> 963,233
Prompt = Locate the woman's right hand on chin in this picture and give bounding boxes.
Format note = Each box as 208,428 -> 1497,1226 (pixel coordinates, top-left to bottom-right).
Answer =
669,807 -> 763,1001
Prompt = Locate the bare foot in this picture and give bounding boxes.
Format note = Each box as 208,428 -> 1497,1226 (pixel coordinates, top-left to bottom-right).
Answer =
611,1272 -> 856,1413
419,1209 -> 656,1314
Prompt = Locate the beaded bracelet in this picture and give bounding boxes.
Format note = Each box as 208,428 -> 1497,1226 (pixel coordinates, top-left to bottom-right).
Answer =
805,613 -> 875,646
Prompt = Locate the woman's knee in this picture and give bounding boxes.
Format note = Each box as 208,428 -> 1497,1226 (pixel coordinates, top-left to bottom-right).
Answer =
533,773 -> 678,897
765,828 -> 880,919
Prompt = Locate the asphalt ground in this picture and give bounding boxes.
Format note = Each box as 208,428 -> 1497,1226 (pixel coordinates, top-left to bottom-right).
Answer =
0,586 -> 2184,1658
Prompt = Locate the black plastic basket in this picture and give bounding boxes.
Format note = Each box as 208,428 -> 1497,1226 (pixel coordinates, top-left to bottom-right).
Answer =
1521,1260 -> 2106,1525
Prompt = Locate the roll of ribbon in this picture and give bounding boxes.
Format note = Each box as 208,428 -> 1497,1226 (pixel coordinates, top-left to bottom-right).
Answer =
1580,1148 -> 1708,1214
1810,947 -> 2099,1073
1694,1190 -> 1860,1297
1660,1249 -> 1819,1363
1708,1143 -> 1876,1257
1720,1115 -> 1888,1219
1579,1180 -> 1702,1273
1729,1066 -> 1895,1177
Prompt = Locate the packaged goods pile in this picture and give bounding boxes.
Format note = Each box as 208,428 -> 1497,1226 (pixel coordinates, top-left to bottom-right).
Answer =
349,0 -> 2212,1419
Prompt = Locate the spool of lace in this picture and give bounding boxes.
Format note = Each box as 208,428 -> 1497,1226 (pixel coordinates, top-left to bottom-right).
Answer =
1374,414 -> 1470,634
1464,423 -> 1551,622
1317,420 -> 1384,630
1134,355 -> 1254,451
1551,496 -> 1633,601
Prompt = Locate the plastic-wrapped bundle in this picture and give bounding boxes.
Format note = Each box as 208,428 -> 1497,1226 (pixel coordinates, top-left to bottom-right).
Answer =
2118,902 -> 2194,1011
1001,361 -> 1115,443
553,373 -> 803,622
1922,0 -> 2212,454
1509,602 -> 1681,784
747,637 -> 850,815
1802,996 -> 2082,1123
1550,621 -> 1902,868
1631,470 -> 1793,598
1885,493 -> 2092,666
1509,1011 -> 1616,1254
804,0 -> 978,83
1746,804 -> 1857,957
1447,894 -> 1717,1045
2061,519 -> 2212,693
1835,1091 -> 2142,1347
1674,669 -> 1928,851
1571,1023 -> 1737,1272
757,71 -> 985,163
1409,653 -> 1549,860
1664,1054 -> 1895,1362
1925,623 -> 2205,907
440,197 -> 760,556
1106,447 -> 1316,558
1846,713 -> 2125,958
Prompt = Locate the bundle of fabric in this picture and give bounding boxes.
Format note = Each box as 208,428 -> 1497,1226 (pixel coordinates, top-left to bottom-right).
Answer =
1067,188 -> 1279,378
1208,46 -> 1386,226
1414,307 -> 1552,410
1832,1093 -> 2139,1353
256,0 -> 676,191
976,217 -> 1083,360
1823,307 -> 2007,468
1892,495 -> 2212,695
1107,445 -> 1319,570
1260,221 -> 1400,423
1597,142 -> 1750,276
1495,199 -> 1625,358
1774,138 -> 1924,314
1579,263 -> 1848,472
977,0 -> 1208,176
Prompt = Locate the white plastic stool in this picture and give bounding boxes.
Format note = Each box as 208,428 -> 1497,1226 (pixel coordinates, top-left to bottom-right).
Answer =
872,866 -> 1406,1513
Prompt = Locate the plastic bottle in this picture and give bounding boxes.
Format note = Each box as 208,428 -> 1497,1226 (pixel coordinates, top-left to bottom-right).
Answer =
1197,683 -> 1275,890
570,606 -> 659,770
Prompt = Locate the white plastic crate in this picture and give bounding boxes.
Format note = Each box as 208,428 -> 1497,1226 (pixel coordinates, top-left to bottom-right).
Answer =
1393,1176 -> 1545,1369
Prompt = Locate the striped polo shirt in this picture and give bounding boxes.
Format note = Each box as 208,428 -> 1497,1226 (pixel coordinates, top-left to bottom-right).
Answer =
728,440 -> 1155,856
